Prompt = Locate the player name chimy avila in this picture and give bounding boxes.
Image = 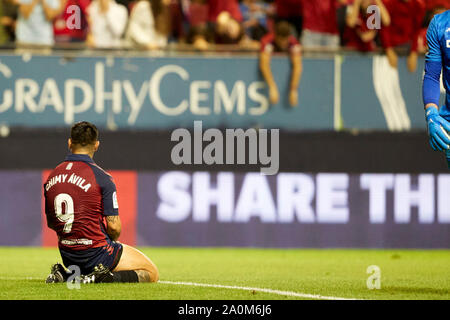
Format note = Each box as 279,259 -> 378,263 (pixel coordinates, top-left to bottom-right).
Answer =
45,173 -> 91,192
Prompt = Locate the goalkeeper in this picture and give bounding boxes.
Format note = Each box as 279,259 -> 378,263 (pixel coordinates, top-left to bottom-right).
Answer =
423,10 -> 450,168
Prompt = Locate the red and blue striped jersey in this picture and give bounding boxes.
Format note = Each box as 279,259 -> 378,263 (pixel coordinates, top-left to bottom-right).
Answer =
44,153 -> 119,251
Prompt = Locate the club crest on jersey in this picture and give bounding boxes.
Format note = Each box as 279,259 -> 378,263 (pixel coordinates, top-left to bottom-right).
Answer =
447,40 -> 450,49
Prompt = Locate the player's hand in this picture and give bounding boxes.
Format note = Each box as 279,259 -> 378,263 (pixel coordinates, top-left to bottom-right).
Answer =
386,48 -> 398,69
407,51 -> 418,73
146,43 -> 160,51
193,37 -> 209,51
86,34 -> 96,48
269,84 -> 279,105
99,0 -> 110,13
426,107 -> 450,151
289,89 -> 298,107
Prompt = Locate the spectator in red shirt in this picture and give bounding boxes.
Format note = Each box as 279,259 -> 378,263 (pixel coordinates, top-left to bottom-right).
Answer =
344,0 -> 390,52
188,0 -> 208,27
185,0 -> 210,50
418,0 -> 449,53
54,0 -> 91,43
207,0 -> 241,23
185,0 -> 209,50
212,11 -> 259,49
425,0 -> 450,10
302,0 -> 347,49
259,21 -> 303,107
380,0 -> 426,73
168,0 -> 186,42
274,0 -> 303,39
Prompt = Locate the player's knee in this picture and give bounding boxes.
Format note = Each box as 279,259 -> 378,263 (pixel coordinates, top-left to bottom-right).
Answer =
138,260 -> 159,283
146,264 -> 159,283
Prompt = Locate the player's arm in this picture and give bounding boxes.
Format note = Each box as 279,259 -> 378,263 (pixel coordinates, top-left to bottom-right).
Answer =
289,49 -> 302,107
104,1 -> 128,38
97,170 -> 122,241
105,215 -> 121,241
422,16 -> 450,151
374,0 -> 390,27
85,3 -> 96,48
43,189 -> 56,230
101,180 -> 121,241
18,0 -> 40,20
379,1 -> 398,69
345,0 -> 361,28
259,50 -> 279,105
423,17 -> 442,112
41,0 -> 66,22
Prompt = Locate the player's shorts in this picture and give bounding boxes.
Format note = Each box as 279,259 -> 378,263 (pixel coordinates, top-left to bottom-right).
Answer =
59,240 -> 123,275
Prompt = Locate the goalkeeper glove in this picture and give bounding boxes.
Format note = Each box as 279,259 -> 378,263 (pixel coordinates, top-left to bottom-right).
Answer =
426,107 -> 450,152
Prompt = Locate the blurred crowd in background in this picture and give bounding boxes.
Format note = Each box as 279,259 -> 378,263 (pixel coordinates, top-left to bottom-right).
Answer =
0,0 -> 448,54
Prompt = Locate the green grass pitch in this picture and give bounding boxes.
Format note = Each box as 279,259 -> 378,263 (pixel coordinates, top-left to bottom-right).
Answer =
0,247 -> 449,300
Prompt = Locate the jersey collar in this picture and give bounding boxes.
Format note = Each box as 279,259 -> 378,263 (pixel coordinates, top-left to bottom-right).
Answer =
65,153 -> 95,164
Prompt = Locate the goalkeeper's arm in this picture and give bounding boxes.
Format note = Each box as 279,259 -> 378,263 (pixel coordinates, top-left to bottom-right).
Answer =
423,60 -> 441,112
422,15 -> 450,151
423,59 -> 450,151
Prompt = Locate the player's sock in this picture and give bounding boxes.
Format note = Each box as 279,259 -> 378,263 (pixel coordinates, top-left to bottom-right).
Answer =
111,271 -> 139,283
82,265 -> 139,283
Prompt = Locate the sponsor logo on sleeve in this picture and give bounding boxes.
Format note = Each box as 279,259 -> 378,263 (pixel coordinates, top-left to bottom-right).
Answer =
113,192 -> 119,209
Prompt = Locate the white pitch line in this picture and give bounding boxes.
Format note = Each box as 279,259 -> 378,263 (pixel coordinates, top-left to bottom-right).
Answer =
0,277 -> 360,300
158,281 -> 361,301
0,276 -> 38,281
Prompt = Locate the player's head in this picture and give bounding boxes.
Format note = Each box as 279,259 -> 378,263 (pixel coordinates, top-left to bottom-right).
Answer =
68,121 -> 100,156
274,21 -> 292,50
216,11 -> 242,42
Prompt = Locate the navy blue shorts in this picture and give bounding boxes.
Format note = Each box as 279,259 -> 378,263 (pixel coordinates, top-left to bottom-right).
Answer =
59,241 -> 123,275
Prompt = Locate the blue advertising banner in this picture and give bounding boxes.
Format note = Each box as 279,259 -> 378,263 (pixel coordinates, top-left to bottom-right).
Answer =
0,54 -> 333,130
0,53 -> 438,131
339,55 -> 442,131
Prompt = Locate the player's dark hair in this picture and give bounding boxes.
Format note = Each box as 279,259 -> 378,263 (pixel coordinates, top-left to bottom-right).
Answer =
274,21 -> 292,38
70,121 -> 99,147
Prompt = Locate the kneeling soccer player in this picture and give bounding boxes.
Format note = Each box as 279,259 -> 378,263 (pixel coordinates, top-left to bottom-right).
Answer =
44,121 -> 159,284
